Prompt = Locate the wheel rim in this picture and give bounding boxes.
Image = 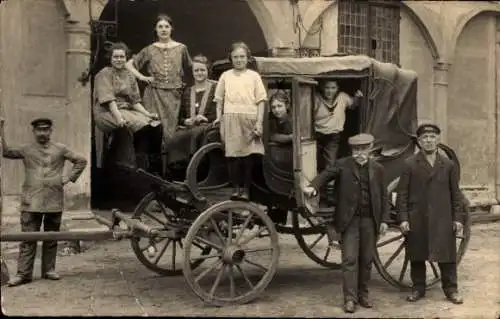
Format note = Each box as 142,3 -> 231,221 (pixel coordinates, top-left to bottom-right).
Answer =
130,192 -> 211,276
183,201 -> 280,306
291,209 -> 341,269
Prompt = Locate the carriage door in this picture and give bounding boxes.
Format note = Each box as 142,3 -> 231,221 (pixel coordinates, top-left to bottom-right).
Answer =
291,77 -> 319,213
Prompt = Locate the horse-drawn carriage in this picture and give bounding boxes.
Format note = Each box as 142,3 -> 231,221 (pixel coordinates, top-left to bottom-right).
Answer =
119,55 -> 470,306
0,55 -> 470,306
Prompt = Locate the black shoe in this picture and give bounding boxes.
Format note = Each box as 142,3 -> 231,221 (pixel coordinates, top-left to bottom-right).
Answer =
230,187 -> 240,200
407,290 -> 425,302
240,187 -> 250,201
7,275 -> 32,287
358,296 -> 373,308
42,271 -> 60,280
446,292 -> 463,304
343,300 -> 356,313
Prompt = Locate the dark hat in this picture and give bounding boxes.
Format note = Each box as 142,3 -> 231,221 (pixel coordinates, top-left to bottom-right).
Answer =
416,123 -> 440,137
31,118 -> 53,129
348,133 -> 374,146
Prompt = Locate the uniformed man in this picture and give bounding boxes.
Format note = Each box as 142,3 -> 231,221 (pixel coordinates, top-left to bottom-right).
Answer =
396,123 -> 465,304
303,133 -> 390,313
1,117 -> 87,287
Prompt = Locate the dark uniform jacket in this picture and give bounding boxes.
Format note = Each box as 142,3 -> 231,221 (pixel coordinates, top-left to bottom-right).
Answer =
311,156 -> 391,234
395,151 -> 465,262
3,142 -> 87,213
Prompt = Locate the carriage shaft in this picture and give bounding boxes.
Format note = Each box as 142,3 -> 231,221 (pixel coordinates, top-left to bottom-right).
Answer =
0,230 -> 132,242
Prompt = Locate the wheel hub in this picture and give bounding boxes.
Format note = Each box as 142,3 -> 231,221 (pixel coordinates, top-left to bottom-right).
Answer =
222,245 -> 246,264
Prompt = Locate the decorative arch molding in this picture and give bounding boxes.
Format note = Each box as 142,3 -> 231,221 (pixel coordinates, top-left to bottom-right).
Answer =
244,0 -> 280,47
300,0 -> 333,46
400,2 -> 441,60
449,7 -> 500,58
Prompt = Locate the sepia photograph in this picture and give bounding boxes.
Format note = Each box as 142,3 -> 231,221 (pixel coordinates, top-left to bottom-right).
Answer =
0,0 -> 499,317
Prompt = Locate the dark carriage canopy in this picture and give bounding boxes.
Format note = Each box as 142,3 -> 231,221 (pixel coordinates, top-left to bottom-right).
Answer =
212,55 -> 418,155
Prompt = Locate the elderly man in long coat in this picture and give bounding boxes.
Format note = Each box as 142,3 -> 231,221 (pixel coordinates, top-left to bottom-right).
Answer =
396,123 -> 465,304
303,133 -> 390,313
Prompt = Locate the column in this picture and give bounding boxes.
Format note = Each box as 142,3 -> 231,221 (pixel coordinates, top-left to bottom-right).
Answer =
432,61 -> 451,144
496,21 -> 500,203
64,21 -> 92,210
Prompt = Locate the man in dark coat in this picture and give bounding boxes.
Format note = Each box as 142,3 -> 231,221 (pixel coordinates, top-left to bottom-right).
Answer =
303,133 -> 390,313
1,117 -> 87,287
396,123 -> 465,304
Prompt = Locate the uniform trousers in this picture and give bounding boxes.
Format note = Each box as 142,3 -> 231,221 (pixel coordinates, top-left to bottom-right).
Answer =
341,215 -> 376,303
410,261 -> 458,296
17,212 -> 62,279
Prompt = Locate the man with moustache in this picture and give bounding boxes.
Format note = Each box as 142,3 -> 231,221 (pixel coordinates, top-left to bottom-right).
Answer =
1,117 -> 87,287
396,123 -> 465,304
303,133 -> 390,313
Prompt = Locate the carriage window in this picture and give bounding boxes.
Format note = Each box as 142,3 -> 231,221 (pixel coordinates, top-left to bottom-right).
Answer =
338,0 -> 400,64
298,85 -> 313,140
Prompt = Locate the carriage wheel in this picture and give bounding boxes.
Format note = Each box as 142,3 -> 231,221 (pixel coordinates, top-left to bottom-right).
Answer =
130,192 -> 212,276
183,201 -> 280,306
291,208 -> 342,269
373,179 -> 471,290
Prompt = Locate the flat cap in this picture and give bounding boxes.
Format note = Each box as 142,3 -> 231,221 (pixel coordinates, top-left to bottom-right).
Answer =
31,118 -> 53,128
348,133 -> 374,146
416,123 -> 440,137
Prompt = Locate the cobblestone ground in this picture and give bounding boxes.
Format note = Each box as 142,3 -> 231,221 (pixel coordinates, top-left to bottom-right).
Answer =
1,222 -> 499,318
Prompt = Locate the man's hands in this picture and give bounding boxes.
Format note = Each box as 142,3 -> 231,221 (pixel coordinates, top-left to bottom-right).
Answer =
453,221 -> 463,234
354,90 -> 363,98
400,221 -> 410,234
379,222 -> 388,235
302,186 -> 317,198
62,177 -> 71,186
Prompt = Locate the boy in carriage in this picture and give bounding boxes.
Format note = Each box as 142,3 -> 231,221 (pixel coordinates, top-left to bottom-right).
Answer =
303,133 -> 390,313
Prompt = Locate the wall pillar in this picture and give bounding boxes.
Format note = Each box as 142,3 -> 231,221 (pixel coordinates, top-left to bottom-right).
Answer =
433,61 -> 451,143
496,18 -> 500,202
64,21 -> 92,210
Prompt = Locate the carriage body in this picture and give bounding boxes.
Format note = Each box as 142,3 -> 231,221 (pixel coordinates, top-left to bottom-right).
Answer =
125,55 -> 470,307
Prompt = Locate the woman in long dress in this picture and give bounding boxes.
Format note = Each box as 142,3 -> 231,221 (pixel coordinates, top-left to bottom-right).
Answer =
125,13 -> 192,152
93,42 -> 162,173
168,54 -> 218,166
214,42 -> 267,200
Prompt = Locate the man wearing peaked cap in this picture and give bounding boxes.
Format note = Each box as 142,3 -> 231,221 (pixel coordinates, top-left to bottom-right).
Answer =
416,123 -> 441,137
303,132 -> 390,313
0,117 -> 87,287
30,118 -> 53,129
396,122 -> 465,304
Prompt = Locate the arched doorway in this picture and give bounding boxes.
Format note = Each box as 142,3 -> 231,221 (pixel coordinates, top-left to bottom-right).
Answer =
90,0 -> 268,210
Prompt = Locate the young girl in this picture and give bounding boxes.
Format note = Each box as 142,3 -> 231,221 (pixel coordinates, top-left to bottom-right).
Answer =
269,90 -> 293,144
214,42 -> 267,201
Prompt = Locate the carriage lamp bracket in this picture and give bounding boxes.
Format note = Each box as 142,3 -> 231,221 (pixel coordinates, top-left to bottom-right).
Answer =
78,0 -> 120,86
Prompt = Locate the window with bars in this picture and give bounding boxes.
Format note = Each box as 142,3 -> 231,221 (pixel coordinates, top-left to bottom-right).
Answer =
338,0 -> 400,64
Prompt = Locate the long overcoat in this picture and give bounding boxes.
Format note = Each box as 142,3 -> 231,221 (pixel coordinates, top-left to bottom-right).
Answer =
311,156 -> 391,234
395,152 -> 465,262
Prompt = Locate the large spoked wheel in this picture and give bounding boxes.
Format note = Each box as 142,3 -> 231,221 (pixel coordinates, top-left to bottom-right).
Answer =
373,178 -> 471,290
183,200 -> 280,306
130,192 -> 212,276
291,208 -> 342,269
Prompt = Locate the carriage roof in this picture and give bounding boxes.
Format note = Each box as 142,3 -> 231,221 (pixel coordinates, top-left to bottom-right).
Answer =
212,55 -> 418,80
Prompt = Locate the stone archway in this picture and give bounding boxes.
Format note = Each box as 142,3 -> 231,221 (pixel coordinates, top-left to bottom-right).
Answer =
447,11 -> 498,194
89,0 -> 271,209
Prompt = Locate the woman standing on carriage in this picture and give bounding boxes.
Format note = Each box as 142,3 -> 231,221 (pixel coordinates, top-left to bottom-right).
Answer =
214,42 -> 267,201
167,54 -> 218,166
125,13 -> 192,168
93,42 -> 162,173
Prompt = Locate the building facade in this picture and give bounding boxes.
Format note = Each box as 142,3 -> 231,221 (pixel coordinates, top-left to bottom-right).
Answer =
1,0 -> 499,210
